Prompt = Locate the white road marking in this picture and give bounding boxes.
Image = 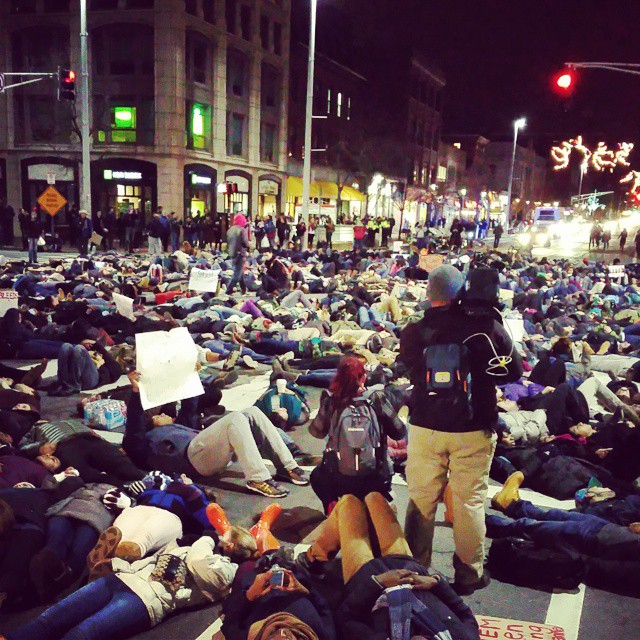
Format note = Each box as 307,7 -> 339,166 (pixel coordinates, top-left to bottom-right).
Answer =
545,584 -> 586,640
194,616 -> 222,640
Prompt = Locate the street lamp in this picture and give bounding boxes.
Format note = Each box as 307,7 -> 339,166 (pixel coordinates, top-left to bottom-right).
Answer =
300,0 -> 318,249
505,117 -> 526,232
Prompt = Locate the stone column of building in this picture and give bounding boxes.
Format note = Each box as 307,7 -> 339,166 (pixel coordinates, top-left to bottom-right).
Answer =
155,0 -> 187,215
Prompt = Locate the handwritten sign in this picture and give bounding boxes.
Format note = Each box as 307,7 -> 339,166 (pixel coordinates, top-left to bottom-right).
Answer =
112,292 -> 136,322
136,327 -> 204,410
189,267 -> 219,293
476,616 -> 566,640
0,290 -> 19,316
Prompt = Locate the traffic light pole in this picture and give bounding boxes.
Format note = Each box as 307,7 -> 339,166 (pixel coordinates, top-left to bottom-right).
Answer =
79,0 -> 92,215
565,62 -> 640,77
0,72 -> 57,92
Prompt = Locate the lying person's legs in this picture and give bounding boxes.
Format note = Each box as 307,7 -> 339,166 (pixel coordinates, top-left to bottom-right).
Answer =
54,343 -> 100,394
114,505 -> 183,559
306,494 -> 375,583
365,492 -> 412,557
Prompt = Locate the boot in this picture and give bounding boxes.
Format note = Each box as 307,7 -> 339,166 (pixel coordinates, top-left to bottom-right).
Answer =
443,484 -> 454,525
491,471 -> 524,512
206,503 -> 231,536
271,359 -> 300,384
250,503 -> 282,555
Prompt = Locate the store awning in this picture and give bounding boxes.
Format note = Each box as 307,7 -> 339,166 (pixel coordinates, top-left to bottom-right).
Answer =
286,177 -> 365,201
341,185 -> 366,202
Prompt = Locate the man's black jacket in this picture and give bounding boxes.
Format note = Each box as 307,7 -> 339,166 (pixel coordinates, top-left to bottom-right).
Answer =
400,303 -> 522,431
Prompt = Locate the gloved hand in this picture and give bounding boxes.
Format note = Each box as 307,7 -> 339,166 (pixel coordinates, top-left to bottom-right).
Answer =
103,488 -> 132,512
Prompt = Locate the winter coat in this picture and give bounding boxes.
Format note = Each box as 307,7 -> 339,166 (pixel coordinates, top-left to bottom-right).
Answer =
46,482 -> 115,532
113,537 -> 237,626
498,409 -> 549,445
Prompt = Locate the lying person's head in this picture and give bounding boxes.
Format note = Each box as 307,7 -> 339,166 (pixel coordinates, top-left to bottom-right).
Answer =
218,526 -> 258,563
37,453 -> 61,472
569,423 -> 596,438
152,413 -> 174,427
256,614 -> 318,640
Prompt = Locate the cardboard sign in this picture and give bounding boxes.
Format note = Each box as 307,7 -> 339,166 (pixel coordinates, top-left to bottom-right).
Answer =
608,264 -> 626,282
476,616 -> 566,640
112,292 -> 136,322
189,267 -> 219,293
135,327 -> 204,410
0,290 -> 19,316
504,317 -> 526,343
90,232 -> 103,246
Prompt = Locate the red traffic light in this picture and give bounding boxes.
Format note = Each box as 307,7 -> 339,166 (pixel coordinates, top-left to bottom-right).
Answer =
67,70 -> 76,82
553,68 -> 576,95
58,67 -> 76,101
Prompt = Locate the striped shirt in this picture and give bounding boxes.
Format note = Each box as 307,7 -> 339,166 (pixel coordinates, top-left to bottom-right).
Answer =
19,419 -> 96,456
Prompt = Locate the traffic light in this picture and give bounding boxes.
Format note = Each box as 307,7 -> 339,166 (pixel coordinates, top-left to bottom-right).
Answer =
553,68 -> 576,96
57,67 -> 76,102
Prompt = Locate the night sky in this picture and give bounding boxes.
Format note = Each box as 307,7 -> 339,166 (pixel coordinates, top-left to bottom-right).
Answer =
301,0 -> 640,144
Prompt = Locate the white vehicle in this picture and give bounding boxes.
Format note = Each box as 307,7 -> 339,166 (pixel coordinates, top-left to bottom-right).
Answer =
517,207 -> 566,248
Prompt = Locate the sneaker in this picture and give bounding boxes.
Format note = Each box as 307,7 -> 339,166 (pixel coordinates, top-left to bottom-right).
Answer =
242,355 -> 259,369
223,350 -> 241,371
277,467 -> 310,486
246,478 -> 289,498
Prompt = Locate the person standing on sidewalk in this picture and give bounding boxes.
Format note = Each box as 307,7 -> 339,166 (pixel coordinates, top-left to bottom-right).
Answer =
493,223 -> 504,248
399,265 -> 522,594
226,213 -> 250,294
26,210 -> 43,264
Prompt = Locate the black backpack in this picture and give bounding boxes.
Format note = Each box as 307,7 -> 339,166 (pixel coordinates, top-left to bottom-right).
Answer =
487,537 -> 586,590
417,341 -> 473,428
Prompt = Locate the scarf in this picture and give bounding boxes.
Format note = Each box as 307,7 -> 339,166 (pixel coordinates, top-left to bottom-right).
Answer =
249,613 -> 320,640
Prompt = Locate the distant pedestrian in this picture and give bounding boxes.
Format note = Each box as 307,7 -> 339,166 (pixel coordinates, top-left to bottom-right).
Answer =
26,210 -> 42,264
602,230 -> 611,251
78,210 -> 93,255
494,223 -> 504,248
619,228 -> 628,253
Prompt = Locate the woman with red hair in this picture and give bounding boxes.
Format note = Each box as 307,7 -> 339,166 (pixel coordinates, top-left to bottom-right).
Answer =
309,356 -> 406,513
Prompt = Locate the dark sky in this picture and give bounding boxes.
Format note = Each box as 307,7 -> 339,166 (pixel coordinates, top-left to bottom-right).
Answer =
299,0 -> 640,145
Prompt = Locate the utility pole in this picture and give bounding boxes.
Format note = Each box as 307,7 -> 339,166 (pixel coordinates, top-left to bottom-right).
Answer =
300,0 -> 317,250
79,0 -> 92,214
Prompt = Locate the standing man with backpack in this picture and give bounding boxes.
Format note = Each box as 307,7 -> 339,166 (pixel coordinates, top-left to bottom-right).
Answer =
399,264 -> 522,595
308,356 -> 406,514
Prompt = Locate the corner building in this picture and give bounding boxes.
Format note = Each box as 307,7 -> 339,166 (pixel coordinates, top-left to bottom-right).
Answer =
0,0 -> 290,233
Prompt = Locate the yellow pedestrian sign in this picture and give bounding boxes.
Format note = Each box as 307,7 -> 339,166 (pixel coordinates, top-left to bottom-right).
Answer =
37,186 -> 67,217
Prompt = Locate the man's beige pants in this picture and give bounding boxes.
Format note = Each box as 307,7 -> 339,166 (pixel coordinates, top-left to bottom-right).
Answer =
405,425 -> 496,585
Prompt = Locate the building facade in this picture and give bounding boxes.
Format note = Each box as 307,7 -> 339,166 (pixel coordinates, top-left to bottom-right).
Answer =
0,0 -> 290,234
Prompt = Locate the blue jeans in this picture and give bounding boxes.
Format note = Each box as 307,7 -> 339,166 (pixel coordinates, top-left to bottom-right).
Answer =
297,369 -> 335,388
57,343 -> 100,391
226,255 -> 246,294
250,338 -> 299,356
17,339 -> 65,359
7,574 -> 150,640
202,339 -> 273,363
47,516 -> 99,577
28,237 -> 38,263
486,500 -> 607,557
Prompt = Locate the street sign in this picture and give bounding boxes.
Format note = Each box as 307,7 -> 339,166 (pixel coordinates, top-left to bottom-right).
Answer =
37,185 -> 67,217
47,172 -> 56,185
0,74 -> 4,93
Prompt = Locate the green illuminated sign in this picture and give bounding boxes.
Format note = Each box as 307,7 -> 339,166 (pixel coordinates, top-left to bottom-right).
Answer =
192,106 -> 204,136
113,107 -> 136,129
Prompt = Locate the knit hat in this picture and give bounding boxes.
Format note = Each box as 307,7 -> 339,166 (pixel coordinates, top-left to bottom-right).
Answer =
426,265 -> 465,303
234,213 -> 247,227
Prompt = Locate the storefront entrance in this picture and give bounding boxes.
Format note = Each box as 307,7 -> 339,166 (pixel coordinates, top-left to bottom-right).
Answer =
258,175 -> 282,219
92,159 -> 157,220
184,164 -> 217,218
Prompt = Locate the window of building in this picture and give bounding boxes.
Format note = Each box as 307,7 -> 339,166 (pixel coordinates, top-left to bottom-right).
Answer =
437,165 -> 447,181
226,48 -> 247,97
127,0 -> 154,7
261,64 -> 280,110
226,112 -> 246,156
186,101 -> 211,150
260,122 -> 276,163
12,26 -> 70,72
90,0 -> 118,8
13,95 -> 72,144
108,106 -> 137,143
337,92 -> 342,117
260,15 -> 270,49
11,0 -> 36,12
186,32 -> 209,84
327,89 -> 331,114
44,0 -> 70,12
92,24 -> 154,76
226,0 -> 237,34
185,0 -> 197,15
202,0 -> 215,23
95,96 -> 154,145
240,4 -> 252,40
273,22 -> 282,55
347,96 -> 351,120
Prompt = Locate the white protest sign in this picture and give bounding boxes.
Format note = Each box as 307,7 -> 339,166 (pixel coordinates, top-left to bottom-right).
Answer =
189,267 -> 219,293
504,317 -> 526,343
135,327 -> 204,410
0,290 -> 19,316
112,292 -> 136,322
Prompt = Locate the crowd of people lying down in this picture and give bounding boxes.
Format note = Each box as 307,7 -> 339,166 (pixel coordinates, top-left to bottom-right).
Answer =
1,234 -> 640,640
